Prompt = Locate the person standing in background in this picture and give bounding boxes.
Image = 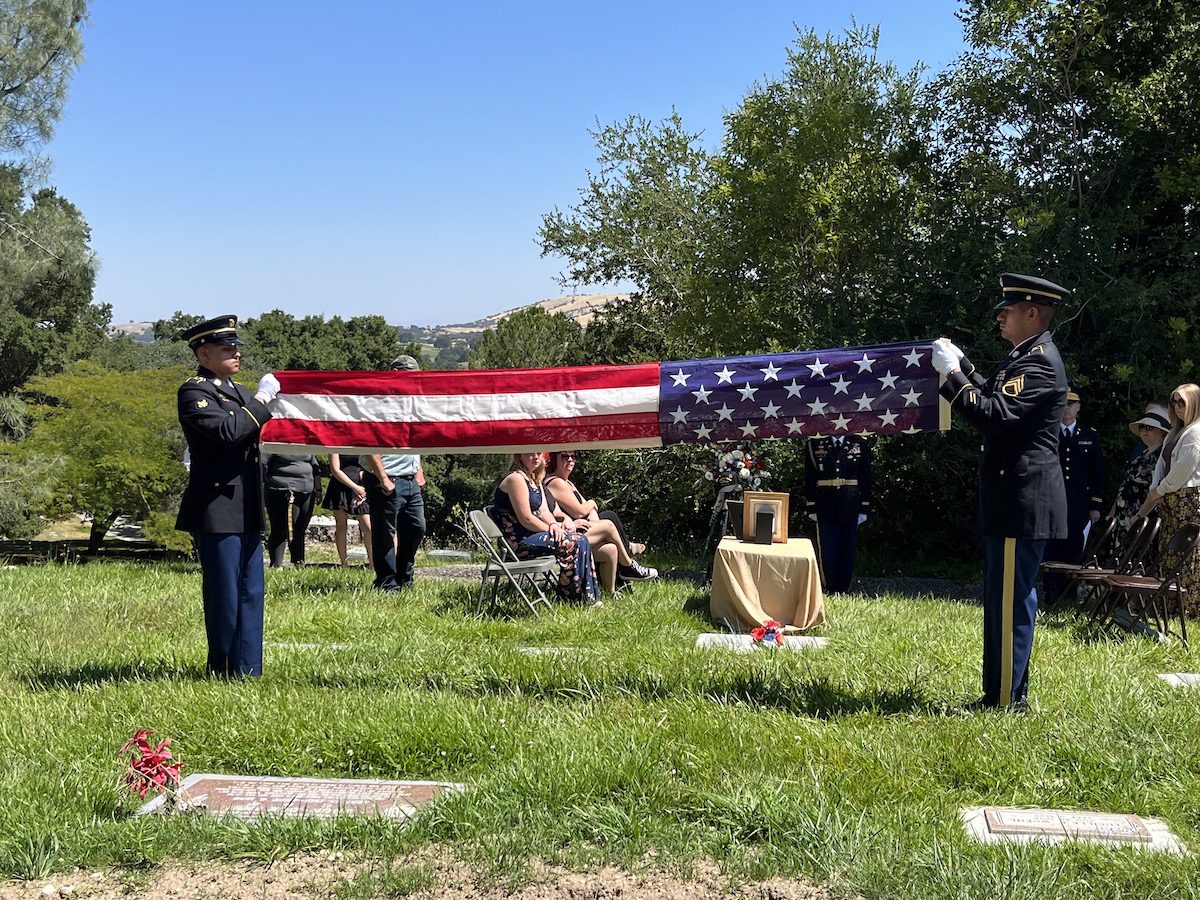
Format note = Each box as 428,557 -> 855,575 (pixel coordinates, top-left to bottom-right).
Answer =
362,355 -> 427,593
804,434 -> 871,593
263,453 -> 321,568
322,453 -> 374,568
1042,389 -> 1105,600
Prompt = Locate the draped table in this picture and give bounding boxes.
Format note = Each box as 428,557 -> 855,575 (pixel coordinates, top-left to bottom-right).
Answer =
710,536 -> 825,632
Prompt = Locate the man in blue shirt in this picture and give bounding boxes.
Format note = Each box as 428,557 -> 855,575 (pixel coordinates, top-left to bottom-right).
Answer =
363,355 -> 427,592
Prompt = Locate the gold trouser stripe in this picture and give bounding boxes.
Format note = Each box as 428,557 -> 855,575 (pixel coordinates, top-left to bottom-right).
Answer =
286,490 -> 294,543
1000,538 -> 1016,707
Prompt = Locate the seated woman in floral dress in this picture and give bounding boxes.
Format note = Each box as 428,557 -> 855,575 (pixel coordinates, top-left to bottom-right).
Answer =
1108,402 -> 1169,555
493,452 -> 601,605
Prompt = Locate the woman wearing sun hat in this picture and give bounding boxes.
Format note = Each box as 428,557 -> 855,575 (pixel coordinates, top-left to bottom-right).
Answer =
1135,384 -> 1200,613
1109,402 -> 1169,553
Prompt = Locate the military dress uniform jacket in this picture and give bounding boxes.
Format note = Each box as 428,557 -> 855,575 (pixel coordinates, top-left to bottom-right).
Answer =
939,331 -> 1068,540
804,436 -> 872,526
176,369 -> 274,534
1059,423 -> 1105,528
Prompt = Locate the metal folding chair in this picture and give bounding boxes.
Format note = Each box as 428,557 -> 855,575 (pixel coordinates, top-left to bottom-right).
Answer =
1101,523 -> 1200,646
464,508 -> 556,617
1040,514 -> 1117,609
1079,516 -> 1161,624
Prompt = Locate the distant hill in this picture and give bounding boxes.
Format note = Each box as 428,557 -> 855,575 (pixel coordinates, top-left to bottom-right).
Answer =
108,321 -> 155,342
400,292 -> 630,343
106,293 -> 631,347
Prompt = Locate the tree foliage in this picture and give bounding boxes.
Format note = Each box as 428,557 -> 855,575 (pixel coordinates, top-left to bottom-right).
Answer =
0,0 -> 87,157
540,9 -> 1200,565
13,363 -> 190,545
0,164 -> 104,393
468,306 -> 587,369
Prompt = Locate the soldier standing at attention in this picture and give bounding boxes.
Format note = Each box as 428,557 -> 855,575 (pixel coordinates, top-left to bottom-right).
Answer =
804,434 -> 871,593
932,274 -> 1069,711
1042,388 -> 1105,601
176,316 -> 280,677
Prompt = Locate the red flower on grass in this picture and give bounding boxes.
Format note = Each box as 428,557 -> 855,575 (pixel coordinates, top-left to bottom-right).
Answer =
119,729 -> 184,801
750,619 -> 785,647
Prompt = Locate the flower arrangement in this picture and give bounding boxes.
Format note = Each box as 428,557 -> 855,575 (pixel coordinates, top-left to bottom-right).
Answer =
698,443 -> 771,493
119,729 -> 184,802
750,619 -> 785,648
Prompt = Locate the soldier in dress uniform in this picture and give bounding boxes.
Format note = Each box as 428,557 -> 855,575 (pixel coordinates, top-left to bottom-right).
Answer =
176,315 -> 281,677
804,434 -> 871,592
1042,388 -> 1105,600
932,273 -> 1069,711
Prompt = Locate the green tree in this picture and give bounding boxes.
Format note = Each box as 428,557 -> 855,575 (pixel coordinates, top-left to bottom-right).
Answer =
239,310 -> 402,371
153,310 -> 203,342
15,362 -> 190,550
0,0 -> 87,157
0,163 -> 104,393
468,307 -> 586,369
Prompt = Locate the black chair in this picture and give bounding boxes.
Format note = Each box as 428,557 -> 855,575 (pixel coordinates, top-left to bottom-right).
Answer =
1101,523 -> 1200,646
1040,514 -> 1118,609
1079,516 -> 1161,624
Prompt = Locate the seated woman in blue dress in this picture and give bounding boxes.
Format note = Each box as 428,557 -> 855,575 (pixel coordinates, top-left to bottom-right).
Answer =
493,452 -> 601,605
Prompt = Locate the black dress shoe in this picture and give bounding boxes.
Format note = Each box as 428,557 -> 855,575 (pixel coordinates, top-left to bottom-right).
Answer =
960,696 -> 997,712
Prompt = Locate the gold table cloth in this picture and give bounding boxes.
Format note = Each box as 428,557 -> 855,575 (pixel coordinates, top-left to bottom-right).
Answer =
710,537 -> 825,632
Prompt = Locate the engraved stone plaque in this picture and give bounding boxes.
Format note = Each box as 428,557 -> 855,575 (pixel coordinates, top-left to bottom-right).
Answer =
962,806 -> 1187,855
984,808 -> 1150,843
694,633 -> 827,652
138,774 -> 464,820
1158,673 -> 1200,688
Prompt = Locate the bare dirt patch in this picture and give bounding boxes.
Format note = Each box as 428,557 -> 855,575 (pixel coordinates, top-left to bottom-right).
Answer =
0,853 -> 844,900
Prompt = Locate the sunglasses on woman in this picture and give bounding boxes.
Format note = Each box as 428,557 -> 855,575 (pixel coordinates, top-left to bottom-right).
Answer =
1171,397 -> 1185,407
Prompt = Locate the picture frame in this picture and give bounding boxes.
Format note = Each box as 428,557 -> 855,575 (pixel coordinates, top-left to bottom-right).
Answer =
741,491 -> 789,543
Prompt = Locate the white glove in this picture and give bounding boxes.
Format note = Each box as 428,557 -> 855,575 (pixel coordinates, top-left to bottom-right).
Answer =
931,338 -> 964,375
255,373 -> 281,403
857,514 -> 867,525
808,513 -> 818,522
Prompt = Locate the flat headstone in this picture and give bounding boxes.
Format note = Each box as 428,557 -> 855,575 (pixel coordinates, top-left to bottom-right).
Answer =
961,806 -> 1186,855
517,646 -> 594,657
694,633 -> 827,652
428,549 -> 472,560
265,642 -> 353,651
1158,673 -> 1200,688
138,774 -> 464,820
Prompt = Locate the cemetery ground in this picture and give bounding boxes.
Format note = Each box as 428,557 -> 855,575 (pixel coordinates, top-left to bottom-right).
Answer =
0,557 -> 1198,899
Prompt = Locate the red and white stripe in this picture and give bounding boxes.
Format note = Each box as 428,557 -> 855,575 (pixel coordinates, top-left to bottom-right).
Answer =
260,363 -> 663,455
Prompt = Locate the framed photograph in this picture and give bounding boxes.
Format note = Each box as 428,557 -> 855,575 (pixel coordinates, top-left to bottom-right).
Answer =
741,491 -> 789,543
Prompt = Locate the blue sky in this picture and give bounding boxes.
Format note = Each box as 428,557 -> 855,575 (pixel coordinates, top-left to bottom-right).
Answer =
47,1 -> 966,328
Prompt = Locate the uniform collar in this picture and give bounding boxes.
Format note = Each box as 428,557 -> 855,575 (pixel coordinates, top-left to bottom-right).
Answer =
1009,330 -> 1051,359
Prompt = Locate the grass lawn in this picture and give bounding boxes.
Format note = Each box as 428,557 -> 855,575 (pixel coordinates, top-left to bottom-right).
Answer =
0,557 -> 1198,898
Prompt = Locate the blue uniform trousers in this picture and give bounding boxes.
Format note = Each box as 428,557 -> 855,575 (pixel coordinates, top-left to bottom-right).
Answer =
195,531 -> 265,677
817,520 -> 859,593
981,537 -> 1046,706
366,476 -> 426,591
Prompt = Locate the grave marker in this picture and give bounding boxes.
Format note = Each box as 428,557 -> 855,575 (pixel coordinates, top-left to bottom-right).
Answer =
694,633 -> 827,652
961,806 -> 1186,855
138,774 -> 464,820
1158,673 -> 1200,688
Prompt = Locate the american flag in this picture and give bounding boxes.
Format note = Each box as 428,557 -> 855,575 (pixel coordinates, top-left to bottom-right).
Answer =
259,340 -> 947,455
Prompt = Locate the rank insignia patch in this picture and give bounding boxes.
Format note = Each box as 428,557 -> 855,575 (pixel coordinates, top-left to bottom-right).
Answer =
1002,375 -> 1025,397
